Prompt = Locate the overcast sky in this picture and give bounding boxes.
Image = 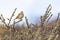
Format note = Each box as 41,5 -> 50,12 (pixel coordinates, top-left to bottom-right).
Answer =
0,0 -> 60,24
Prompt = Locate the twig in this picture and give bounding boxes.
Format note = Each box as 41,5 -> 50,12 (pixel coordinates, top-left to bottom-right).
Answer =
8,8 -> 17,26
25,16 -> 30,28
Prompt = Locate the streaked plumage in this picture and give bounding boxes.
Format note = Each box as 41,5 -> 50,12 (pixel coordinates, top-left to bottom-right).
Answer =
15,11 -> 24,19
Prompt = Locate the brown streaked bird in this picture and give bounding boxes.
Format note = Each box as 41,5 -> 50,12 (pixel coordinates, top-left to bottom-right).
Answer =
15,11 -> 24,19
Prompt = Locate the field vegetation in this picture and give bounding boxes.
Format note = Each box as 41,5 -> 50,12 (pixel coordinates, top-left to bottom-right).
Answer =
0,4 -> 60,40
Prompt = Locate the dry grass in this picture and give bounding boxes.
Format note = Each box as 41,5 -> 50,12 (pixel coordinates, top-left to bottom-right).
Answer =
0,4 -> 60,40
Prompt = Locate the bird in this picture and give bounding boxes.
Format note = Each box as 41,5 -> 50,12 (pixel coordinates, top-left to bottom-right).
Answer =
15,11 -> 24,19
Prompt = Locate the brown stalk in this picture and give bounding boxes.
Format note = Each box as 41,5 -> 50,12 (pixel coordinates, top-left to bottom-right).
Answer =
56,13 -> 60,23
40,4 -> 52,27
25,16 -> 30,28
47,13 -> 60,40
0,14 -> 9,28
54,34 -> 59,40
47,14 -> 53,22
8,8 -> 17,26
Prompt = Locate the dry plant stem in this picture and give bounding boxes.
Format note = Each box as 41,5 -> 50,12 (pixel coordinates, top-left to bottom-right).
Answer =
8,8 -> 17,26
0,4 -> 60,40
1,14 -> 9,28
56,13 -> 60,22
25,16 -> 30,28
35,4 -> 52,40
13,20 -> 15,31
33,28 -> 41,40
41,16 -> 44,26
45,4 -> 52,17
1,20 -> 9,29
34,16 -> 44,40
30,23 -> 36,27
13,19 -> 22,29
41,4 -> 52,23
48,27 -> 56,40
15,19 -> 22,23
47,14 -> 53,22
48,23 -> 59,40
12,19 -> 22,32
47,13 -> 60,40
54,34 -> 59,40
34,23 -> 45,40
34,4 -> 52,40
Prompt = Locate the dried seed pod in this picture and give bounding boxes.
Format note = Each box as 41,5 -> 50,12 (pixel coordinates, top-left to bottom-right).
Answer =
41,4 -> 52,23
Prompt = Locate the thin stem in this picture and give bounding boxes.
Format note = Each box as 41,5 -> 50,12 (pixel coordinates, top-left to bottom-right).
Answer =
8,8 -> 17,26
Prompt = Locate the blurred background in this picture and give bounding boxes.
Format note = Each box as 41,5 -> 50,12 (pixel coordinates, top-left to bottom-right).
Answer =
0,0 -> 60,24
